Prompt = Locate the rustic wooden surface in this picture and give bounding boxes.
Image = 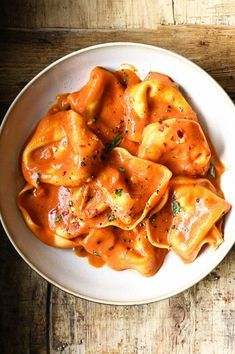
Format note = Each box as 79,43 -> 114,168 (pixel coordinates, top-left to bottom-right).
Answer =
0,25 -> 235,354
0,0 -> 235,28
0,2 -> 235,352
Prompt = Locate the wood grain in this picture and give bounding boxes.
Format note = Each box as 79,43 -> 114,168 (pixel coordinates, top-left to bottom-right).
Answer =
1,26 -> 235,107
0,26 -> 235,354
1,0 -> 235,28
0,0 -> 174,29
0,225 -> 49,354
174,0 -> 235,25
48,248 -> 235,354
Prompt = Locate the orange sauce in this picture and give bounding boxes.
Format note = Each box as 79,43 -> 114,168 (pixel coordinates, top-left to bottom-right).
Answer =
48,93 -> 70,114
18,66 -> 231,276
88,254 -> 105,268
74,246 -> 105,268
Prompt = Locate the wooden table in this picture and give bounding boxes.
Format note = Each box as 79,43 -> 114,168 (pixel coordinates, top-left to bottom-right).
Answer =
0,2 -> 235,353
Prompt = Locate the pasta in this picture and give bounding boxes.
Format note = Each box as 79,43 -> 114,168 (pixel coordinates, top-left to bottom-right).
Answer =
146,177 -> 230,262
22,110 -> 104,187
138,119 -> 211,175
18,66 -> 231,277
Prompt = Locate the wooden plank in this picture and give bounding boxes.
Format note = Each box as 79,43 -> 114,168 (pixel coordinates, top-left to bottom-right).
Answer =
1,26 -> 235,107
0,224 -> 49,354
192,247 -> 235,354
0,0 -> 174,29
174,0 -> 235,25
49,248 -> 235,353
49,287 -> 194,354
1,0 -> 235,28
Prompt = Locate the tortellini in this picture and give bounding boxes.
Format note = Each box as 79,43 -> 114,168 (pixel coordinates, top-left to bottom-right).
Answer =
18,66 -> 231,277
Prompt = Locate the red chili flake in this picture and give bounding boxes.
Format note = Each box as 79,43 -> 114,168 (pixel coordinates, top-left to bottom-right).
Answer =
49,207 -> 58,215
177,130 -> 184,138
94,208 -> 99,216
84,209 -> 91,216
72,222 -> 80,229
62,210 -> 69,216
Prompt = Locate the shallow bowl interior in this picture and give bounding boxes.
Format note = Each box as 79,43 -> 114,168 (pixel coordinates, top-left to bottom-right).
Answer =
0,43 -> 235,305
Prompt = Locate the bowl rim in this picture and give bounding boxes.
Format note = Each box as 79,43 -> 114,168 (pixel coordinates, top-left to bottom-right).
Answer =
1,41 -> 235,305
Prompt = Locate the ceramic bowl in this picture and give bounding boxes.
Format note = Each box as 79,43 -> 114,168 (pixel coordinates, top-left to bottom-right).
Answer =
0,43 -> 235,305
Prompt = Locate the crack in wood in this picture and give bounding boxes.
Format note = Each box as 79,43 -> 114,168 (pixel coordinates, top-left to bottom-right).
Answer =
46,283 -> 52,354
172,0 -> 176,25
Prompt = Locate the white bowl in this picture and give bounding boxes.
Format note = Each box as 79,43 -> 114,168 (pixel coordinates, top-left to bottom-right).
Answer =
0,43 -> 235,305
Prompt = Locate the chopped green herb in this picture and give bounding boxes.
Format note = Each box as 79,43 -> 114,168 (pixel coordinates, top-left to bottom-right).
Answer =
119,167 -> 126,173
104,134 -> 123,153
172,195 -> 183,216
87,195 -> 94,202
115,188 -> 123,197
209,162 -> 216,178
36,173 -> 41,185
55,214 -> 62,223
108,214 -> 116,222
93,116 -> 98,123
80,161 -> 86,167
93,250 -> 99,256
69,200 -> 73,207
109,246 -> 114,251
150,213 -> 157,223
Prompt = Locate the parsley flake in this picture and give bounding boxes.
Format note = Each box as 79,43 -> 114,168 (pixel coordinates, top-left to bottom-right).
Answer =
119,167 -> 126,173
93,116 -> 98,123
209,162 -> 216,178
93,251 -> 99,256
172,195 -> 183,216
55,214 -> 62,223
36,173 -> 41,185
115,188 -> 123,197
108,214 -> 116,222
87,195 -> 94,202
104,134 -> 123,153
150,213 -> 157,223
